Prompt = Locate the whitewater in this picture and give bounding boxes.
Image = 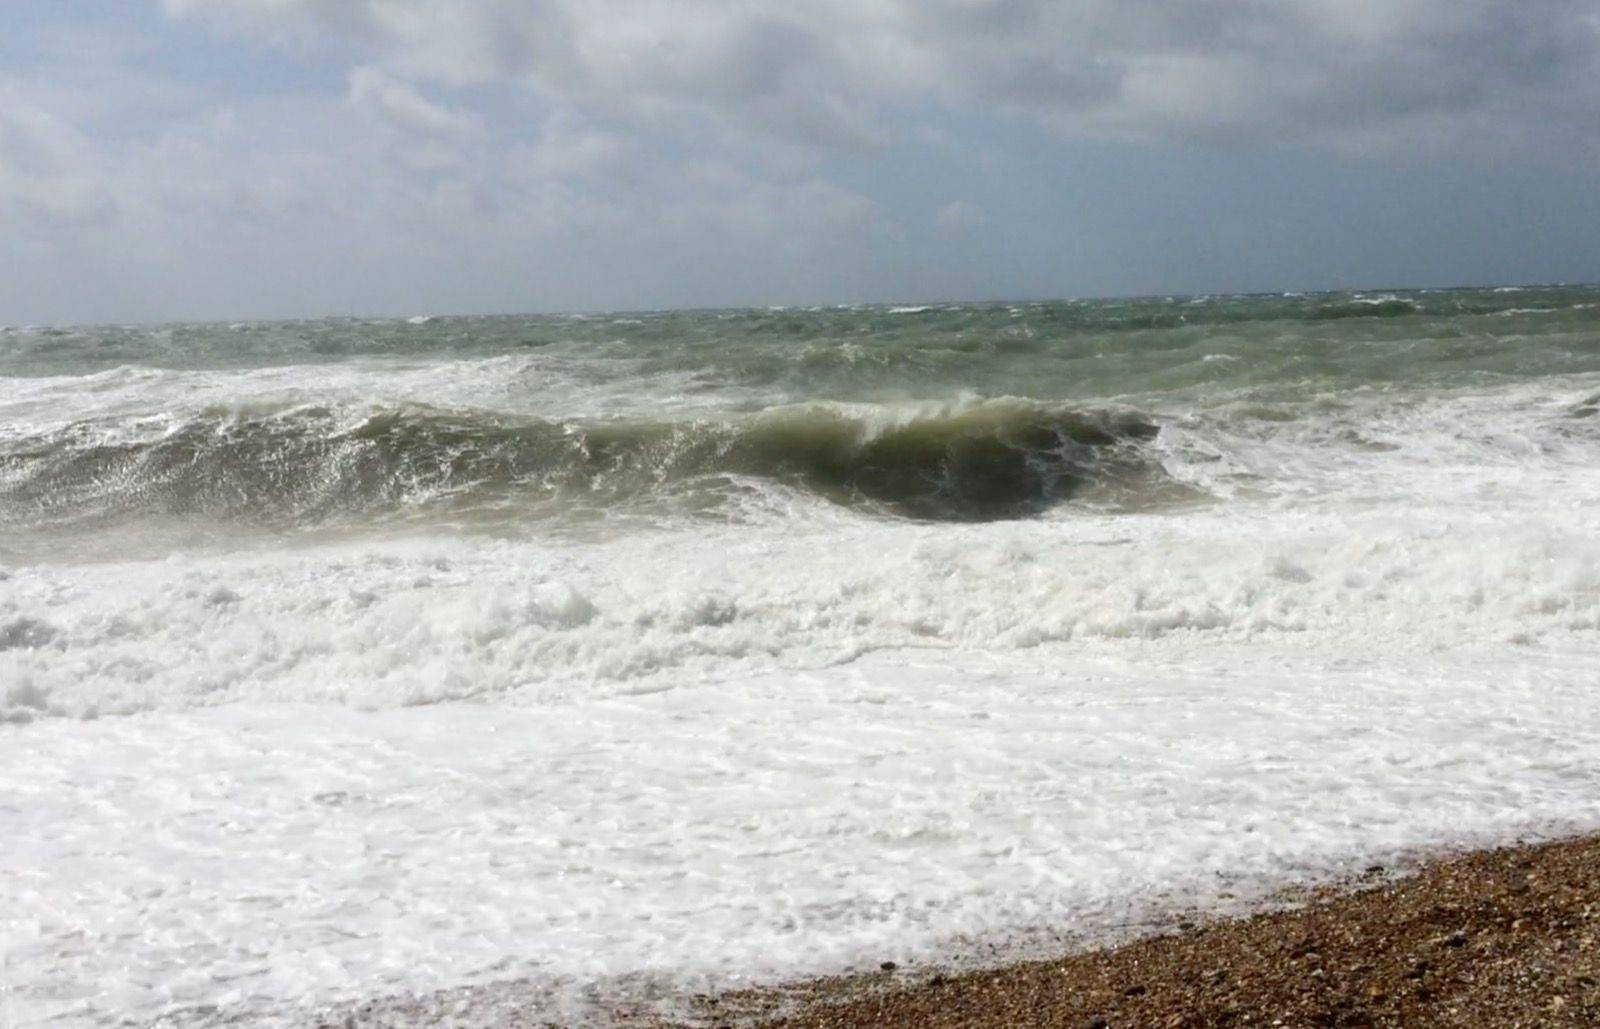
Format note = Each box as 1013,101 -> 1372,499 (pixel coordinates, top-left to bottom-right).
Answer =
4,288 -> 1600,1026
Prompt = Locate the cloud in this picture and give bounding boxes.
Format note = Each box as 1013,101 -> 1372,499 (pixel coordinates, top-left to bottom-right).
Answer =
347,66 -> 485,170
0,51 -> 879,322
347,67 -> 482,141
6,3 -> 1597,323
0,87 -> 119,232
163,0 -> 1600,150
510,112 -> 627,183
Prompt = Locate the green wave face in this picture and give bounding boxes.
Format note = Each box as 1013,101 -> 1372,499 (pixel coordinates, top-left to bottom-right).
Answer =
590,402 -> 1169,521
0,401 -> 1181,529
5,285 -> 1598,543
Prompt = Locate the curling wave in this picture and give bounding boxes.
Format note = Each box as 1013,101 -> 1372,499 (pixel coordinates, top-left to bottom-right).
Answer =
0,399 -> 1188,528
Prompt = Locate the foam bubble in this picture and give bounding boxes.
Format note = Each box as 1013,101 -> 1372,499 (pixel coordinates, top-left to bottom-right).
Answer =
5,490 -> 1598,723
7,642 -> 1600,1027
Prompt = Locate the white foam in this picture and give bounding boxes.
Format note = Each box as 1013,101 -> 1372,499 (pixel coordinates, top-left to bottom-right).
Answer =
5,495 -> 1598,725
7,373 -> 1600,1026
1153,378 -> 1600,504
0,353 -> 761,440
7,643 -> 1600,1027
8,368 -> 1600,718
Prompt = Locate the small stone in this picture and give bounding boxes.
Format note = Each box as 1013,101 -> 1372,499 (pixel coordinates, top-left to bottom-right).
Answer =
1366,983 -> 1387,1002
1442,930 -> 1468,948
1087,1017 -> 1110,1029
879,961 -> 897,972
1123,983 -> 1147,997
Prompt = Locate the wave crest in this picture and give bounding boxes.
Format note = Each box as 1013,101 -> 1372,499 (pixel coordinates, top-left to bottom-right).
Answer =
0,400 -> 1186,529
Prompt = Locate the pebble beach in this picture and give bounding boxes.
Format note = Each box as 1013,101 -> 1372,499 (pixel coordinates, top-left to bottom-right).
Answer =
323,834 -> 1600,1028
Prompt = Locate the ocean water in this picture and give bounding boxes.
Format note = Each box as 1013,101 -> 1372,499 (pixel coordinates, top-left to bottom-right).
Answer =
5,287 -> 1600,1025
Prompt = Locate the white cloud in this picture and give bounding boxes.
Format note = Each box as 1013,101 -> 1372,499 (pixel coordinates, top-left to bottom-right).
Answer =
346,66 -> 486,170
511,112 -> 627,182
347,67 -> 483,141
0,88 -> 119,231
162,0 -> 1600,149
0,60 -> 878,322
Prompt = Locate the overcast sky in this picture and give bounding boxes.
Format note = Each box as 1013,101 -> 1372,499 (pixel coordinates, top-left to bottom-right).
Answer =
3,0 -> 1598,324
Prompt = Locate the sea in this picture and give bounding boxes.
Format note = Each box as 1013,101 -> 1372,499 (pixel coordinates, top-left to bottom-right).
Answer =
5,286 -> 1600,1026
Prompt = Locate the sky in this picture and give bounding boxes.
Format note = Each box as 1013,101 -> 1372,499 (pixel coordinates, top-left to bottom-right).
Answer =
2,0 -> 1598,324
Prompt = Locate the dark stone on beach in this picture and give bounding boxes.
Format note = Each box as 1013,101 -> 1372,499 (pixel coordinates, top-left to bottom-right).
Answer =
1087,1017 -> 1110,1029
879,961 -> 897,972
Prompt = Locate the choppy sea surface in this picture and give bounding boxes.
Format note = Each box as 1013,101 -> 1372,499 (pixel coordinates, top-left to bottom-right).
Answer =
5,287 -> 1600,1025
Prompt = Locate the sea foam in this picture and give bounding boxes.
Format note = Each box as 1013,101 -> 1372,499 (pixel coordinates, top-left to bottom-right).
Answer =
7,292 -> 1600,1027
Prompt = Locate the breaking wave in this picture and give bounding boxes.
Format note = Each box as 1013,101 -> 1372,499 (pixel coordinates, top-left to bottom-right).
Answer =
0,399 -> 1186,528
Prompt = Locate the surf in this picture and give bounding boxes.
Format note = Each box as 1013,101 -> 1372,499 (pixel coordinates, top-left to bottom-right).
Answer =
0,398 -> 1187,530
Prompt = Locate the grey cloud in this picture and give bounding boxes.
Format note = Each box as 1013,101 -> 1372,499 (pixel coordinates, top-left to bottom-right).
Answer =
163,0 -> 1600,148
913,0 -> 1600,143
0,53 -> 881,323
6,2 -> 1594,325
